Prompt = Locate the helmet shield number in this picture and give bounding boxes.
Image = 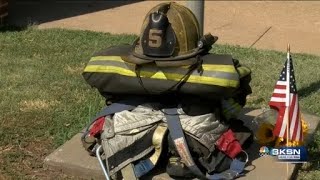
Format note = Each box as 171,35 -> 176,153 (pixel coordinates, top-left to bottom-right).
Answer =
142,12 -> 176,57
148,29 -> 162,48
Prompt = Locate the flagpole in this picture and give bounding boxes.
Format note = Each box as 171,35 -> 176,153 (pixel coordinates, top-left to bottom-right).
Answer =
286,44 -> 291,145
286,44 -> 291,180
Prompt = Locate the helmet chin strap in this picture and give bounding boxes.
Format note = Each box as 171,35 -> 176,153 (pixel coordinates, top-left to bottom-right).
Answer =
132,33 -> 218,62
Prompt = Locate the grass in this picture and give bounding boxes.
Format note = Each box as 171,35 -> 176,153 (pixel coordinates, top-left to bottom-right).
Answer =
0,27 -> 320,179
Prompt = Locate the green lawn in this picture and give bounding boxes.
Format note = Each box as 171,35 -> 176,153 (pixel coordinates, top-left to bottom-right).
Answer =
0,27 -> 319,179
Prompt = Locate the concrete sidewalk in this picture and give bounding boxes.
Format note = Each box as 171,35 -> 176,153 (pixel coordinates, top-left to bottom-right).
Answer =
10,1 -> 320,56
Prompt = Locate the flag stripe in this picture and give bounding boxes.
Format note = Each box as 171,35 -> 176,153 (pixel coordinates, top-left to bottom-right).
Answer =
295,106 -> 302,141
274,89 -> 287,94
294,109 -> 302,141
289,94 -> 298,139
270,97 -> 286,102
276,81 -> 287,86
279,107 -> 289,137
272,93 -> 286,98
275,85 -> 287,89
272,108 -> 284,136
278,94 -> 294,138
269,102 -> 285,109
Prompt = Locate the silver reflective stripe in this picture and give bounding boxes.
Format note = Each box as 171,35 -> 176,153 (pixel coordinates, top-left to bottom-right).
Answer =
87,60 -> 239,81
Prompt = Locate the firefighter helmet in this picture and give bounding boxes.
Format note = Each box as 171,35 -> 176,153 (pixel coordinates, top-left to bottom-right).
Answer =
125,2 -> 218,66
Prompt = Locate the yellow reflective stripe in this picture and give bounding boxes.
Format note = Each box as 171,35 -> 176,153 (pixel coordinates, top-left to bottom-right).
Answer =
202,65 -> 237,73
178,65 -> 237,73
237,66 -> 251,78
84,65 -> 239,87
90,56 -> 124,62
84,65 -> 136,76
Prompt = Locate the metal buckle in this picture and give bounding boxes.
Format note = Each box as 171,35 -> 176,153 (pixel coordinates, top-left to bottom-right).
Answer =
242,150 -> 249,163
234,150 -> 249,164
231,150 -> 249,176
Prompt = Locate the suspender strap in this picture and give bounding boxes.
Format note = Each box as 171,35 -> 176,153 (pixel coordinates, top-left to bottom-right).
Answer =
133,125 -> 168,177
164,108 -> 207,179
207,158 -> 247,180
93,99 -> 147,121
82,98 -> 148,141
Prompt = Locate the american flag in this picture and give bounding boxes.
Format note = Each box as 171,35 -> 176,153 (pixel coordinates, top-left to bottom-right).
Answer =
269,51 -> 303,142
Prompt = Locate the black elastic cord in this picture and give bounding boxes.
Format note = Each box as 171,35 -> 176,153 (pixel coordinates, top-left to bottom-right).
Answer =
176,55 -> 203,92
135,65 -> 153,95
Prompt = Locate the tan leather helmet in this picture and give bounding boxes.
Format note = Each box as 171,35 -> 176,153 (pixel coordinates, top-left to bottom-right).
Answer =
125,2 -> 217,67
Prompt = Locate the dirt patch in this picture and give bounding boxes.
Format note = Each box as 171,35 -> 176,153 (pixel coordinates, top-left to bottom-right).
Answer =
19,100 -> 60,112
0,137 -> 79,179
65,64 -> 85,75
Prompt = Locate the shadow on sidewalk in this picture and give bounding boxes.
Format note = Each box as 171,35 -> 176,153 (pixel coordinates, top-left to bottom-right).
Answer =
9,0 -> 142,27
